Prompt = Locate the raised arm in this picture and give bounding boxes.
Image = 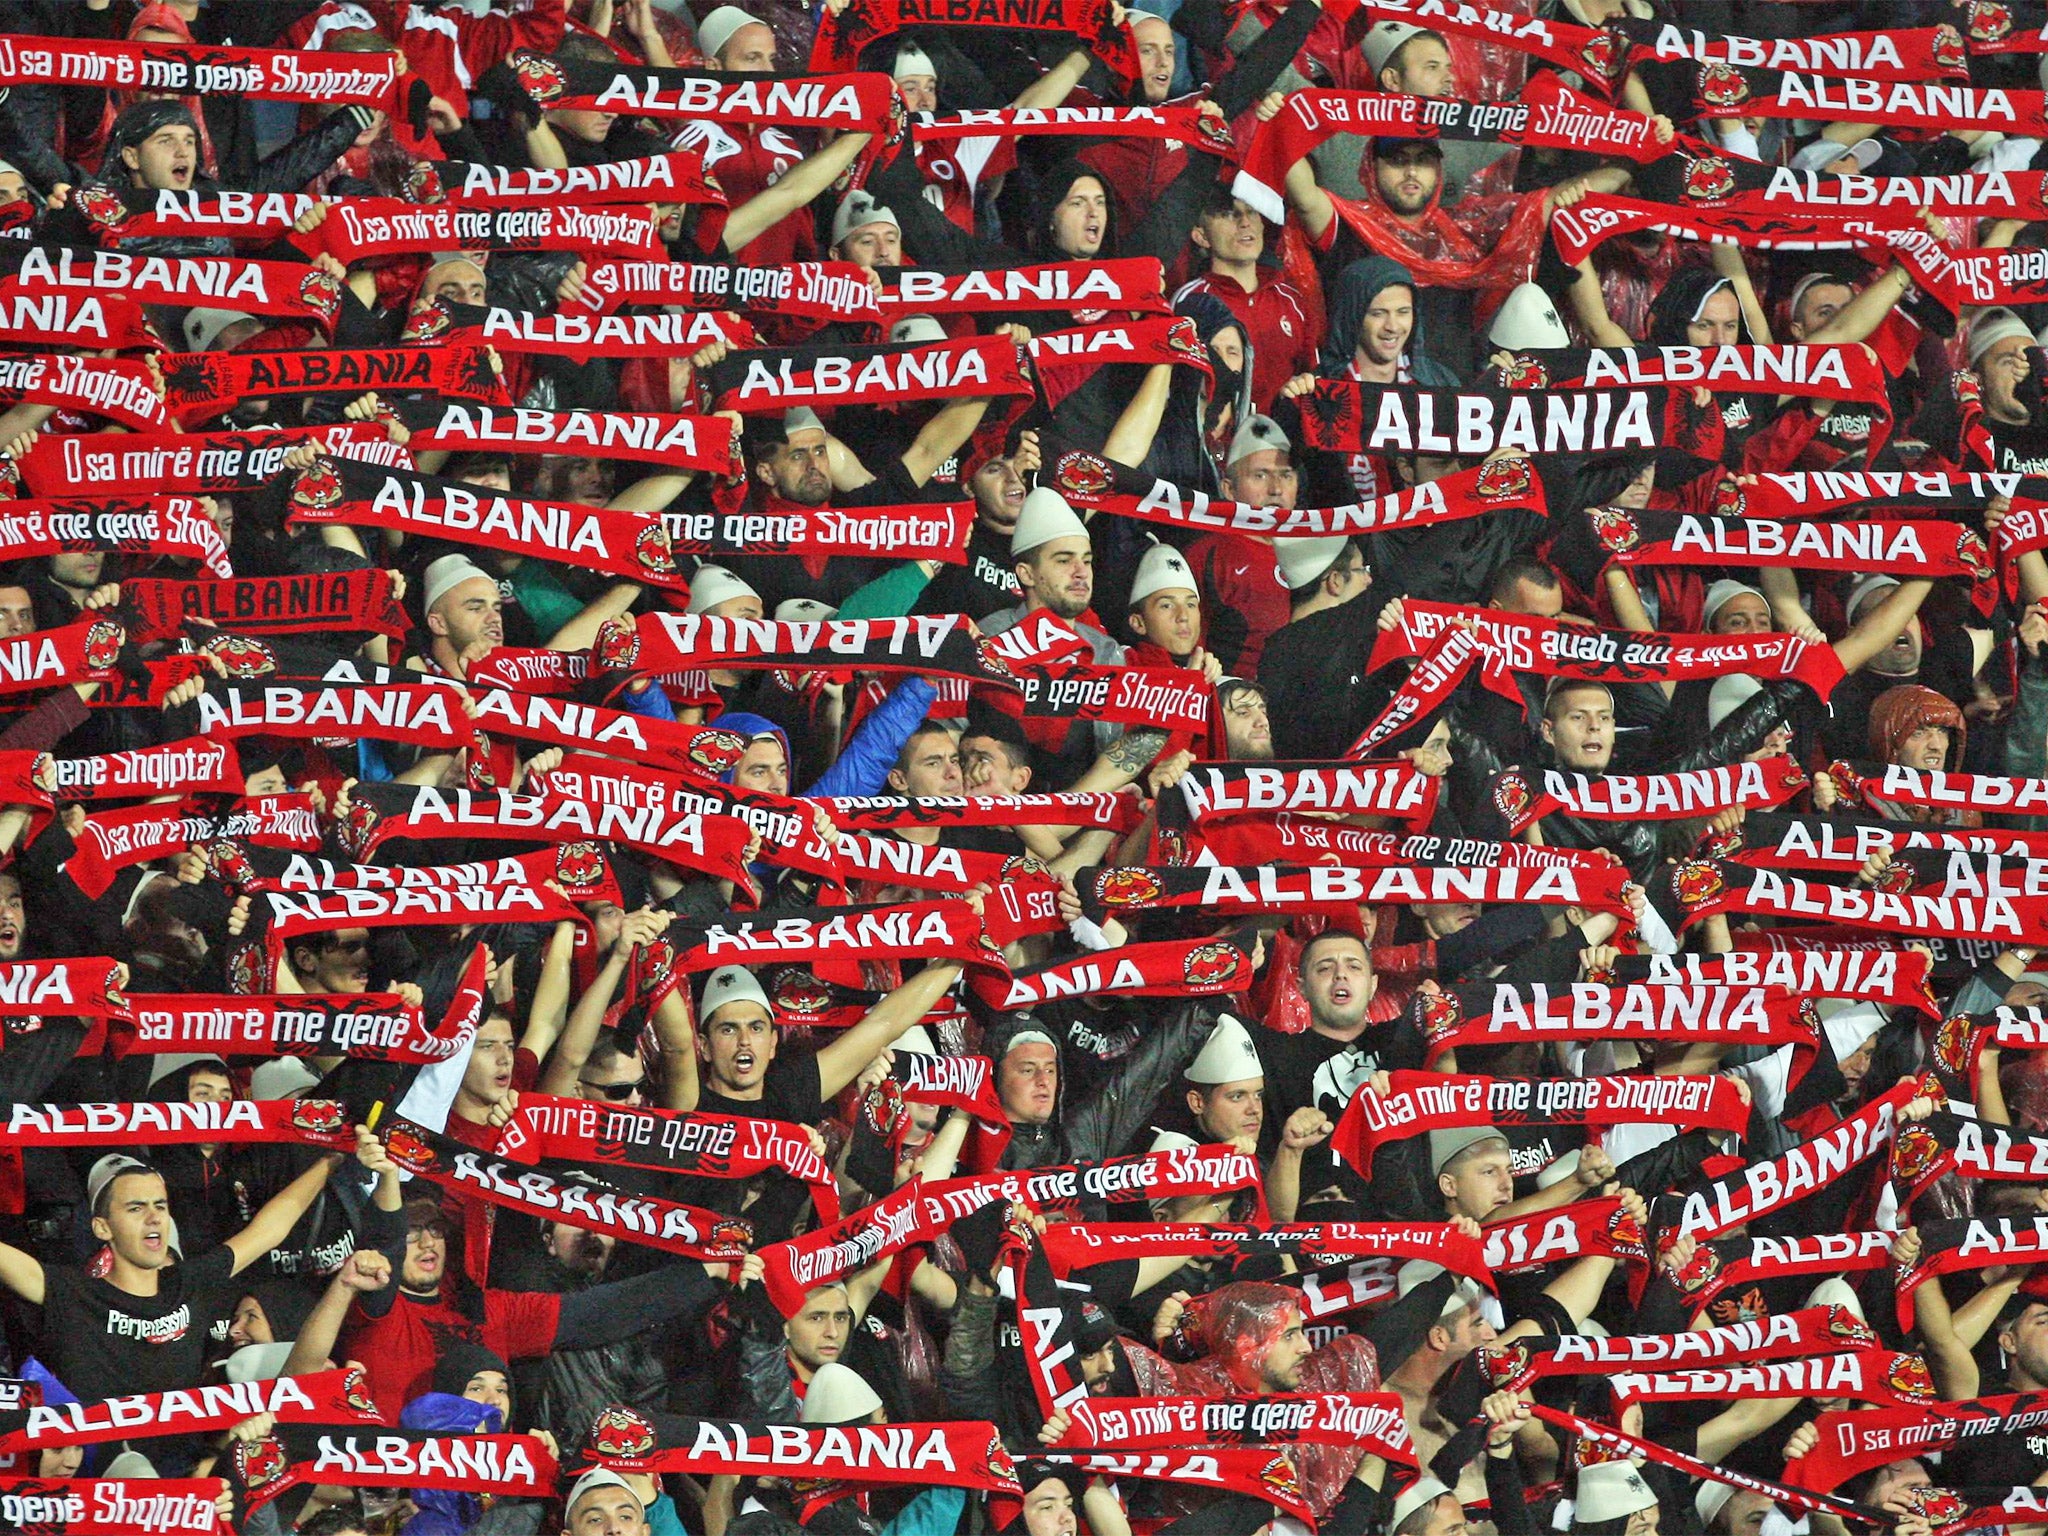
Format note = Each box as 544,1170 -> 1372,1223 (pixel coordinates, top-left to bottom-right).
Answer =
814,960 -> 965,1100
226,1156 -> 338,1277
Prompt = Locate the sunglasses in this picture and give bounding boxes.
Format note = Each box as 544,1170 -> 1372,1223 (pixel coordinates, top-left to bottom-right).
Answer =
581,1078 -> 645,1101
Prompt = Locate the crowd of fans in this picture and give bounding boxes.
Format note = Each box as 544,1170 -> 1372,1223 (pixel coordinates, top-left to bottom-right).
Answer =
0,2 -> 2040,1536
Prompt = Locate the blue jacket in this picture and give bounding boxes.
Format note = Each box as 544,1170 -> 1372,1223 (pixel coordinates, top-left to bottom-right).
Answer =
399,1393 -> 502,1536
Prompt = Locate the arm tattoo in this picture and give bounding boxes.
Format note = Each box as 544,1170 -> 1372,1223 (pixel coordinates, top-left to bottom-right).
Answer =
1107,728 -> 1169,773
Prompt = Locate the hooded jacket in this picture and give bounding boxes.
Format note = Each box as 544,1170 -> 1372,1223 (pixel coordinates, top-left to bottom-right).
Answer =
981,998 -> 1221,1169
399,1392 -> 502,1536
1316,256 -> 1461,386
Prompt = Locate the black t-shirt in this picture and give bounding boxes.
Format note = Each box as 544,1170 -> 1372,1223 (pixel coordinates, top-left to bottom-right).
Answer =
1820,623 -> 1976,762
41,1243 -> 239,1403
695,1050 -> 825,1126
920,522 -> 1020,621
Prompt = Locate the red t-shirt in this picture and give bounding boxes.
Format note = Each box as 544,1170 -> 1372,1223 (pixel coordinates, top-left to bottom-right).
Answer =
671,121 -> 818,266
340,1285 -> 561,1418
1187,534 -> 1290,676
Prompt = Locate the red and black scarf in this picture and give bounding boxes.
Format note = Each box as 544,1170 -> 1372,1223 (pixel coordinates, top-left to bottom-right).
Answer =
1078,858 -> 1629,919
0,34 -> 402,105
19,423 -> 406,498
161,345 -> 508,424
1299,381 -> 1725,462
1415,982 -> 1818,1074
0,493 -> 229,578
708,333 -> 1031,415
972,930 -> 1256,1010
115,990 -> 457,1064
399,402 -> 736,475
879,259 -> 1167,318
573,259 -> 875,322
123,571 -> 409,644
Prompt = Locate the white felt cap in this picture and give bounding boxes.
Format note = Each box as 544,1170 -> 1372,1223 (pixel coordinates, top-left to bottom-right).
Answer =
1488,283 -> 1569,351
700,964 -> 771,1022
1363,20 -> 1426,78
892,42 -> 936,80
249,1058 -> 320,1101
1575,1462 -> 1657,1524
566,1468 -> 642,1518
1970,306 -> 2035,367
1806,1276 -> 1865,1322
1391,1477 -> 1454,1532
1707,674 -> 1763,732
775,597 -> 839,622
1846,573 -> 1900,624
1011,486 -> 1088,557
1697,1480 -> 1736,1530
1227,414 -> 1290,468
424,553 -> 494,613
1184,1014 -> 1261,1085
890,316 -> 947,345
686,565 -> 760,615
1701,579 -> 1765,629
1148,1128 -> 1199,1155
696,6 -> 764,61
147,1052 -> 228,1089
802,1362 -> 883,1424
896,1024 -> 938,1055
102,1450 -> 159,1479
1129,542 -> 1198,606
832,190 -> 898,248
1275,535 -> 1347,592
183,307 -> 256,353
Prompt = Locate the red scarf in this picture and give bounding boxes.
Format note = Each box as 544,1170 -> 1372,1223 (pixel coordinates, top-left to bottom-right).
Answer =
529,56 -> 895,133
1611,1348 -> 1937,1408
1617,17 -> 1968,79
1512,759 -> 1810,833
1054,1390 -> 1411,1453
1046,443 -> 1542,540
20,424 -> 405,498
1786,1390 -> 2048,1494
586,1415 -> 1019,1497
617,611 -> 1016,690
115,991 -> 455,1063
1482,1196 -> 1647,1277
811,0 -> 1135,81
1373,600 -> 1848,701
0,958 -> 128,1019
1692,71 -> 2048,134
0,35 -> 402,106
0,285 -> 158,351
54,736 -> 241,801
466,687 -> 743,779
1038,1219 -> 1489,1282
1304,379 -> 1725,460
711,334 -> 1030,414
0,355 -> 164,429
176,679 -> 478,752
1609,947 -> 1936,1016
62,795 -> 320,899
289,456 -> 688,594
1479,1305 -> 1873,1391
0,1097 -> 354,1147
1418,983 -> 1818,1073
1080,858 -> 1628,918
401,403 -> 735,475
574,260 -> 873,321
1236,75 -> 1665,222
292,199 -> 664,264
1026,318 -> 1209,411
973,931 -> 1255,1010
880,260 -> 1167,318
124,571 -> 409,643
1161,761 -> 1438,829
912,104 -> 1235,146
428,302 -> 753,357
0,494 -> 229,577
163,346 -> 508,424
0,1366 -> 381,1452
1343,0 -> 1628,95
1333,1070 -> 1749,1177
234,1425 -> 557,1512
819,789 -> 1142,834
533,754 -> 840,879
1676,858 -> 2048,944
1597,511 -> 1988,607
428,150 -> 722,206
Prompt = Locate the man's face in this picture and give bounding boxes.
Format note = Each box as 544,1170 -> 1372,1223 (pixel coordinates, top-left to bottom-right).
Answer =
578,1053 -> 646,1107
303,928 -> 371,992
961,734 -> 1029,794
731,737 -> 788,795
1433,1302 -> 1498,1364
1050,178 -> 1109,258
895,72 -> 938,114
999,1042 -> 1059,1123
1402,718 -> 1452,778
891,729 -> 963,796
1226,449 -> 1298,511
1358,286 -> 1415,368
245,764 -> 290,796
1301,935 -> 1374,1036
705,1005 -> 776,1092
463,1369 -> 512,1419
759,430 -> 831,505
1196,200 -> 1263,267
567,1486 -> 647,1536
1130,587 -> 1200,656
1626,1509 -> 1661,1536
1019,536 -> 1094,620
1386,36 -> 1453,96
1222,687 -> 1273,760
124,124 -> 198,190
1133,17 -> 1176,102
1543,686 -> 1615,771
1022,1479 -> 1079,1536
971,453 -> 1029,533
785,1284 -> 853,1370
186,1068 -> 232,1107
838,221 -> 903,269
1867,1461 -> 1933,1508
1438,1139 -> 1514,1220
426,260 -> 487,308
0,171 -> 28,206
1894,723 -> 1952,772
1614,463 -> 1655,509
1419,1495 -> 1470,1536
0,873 -> 24,959
1980,334 -> 2033,424
96,1172 -> 174,1270
1720,1491 -> 1773,1536
1189,1076 -> 1264,1145
229,1294 -> 273,1348
462,1015 -> 517,1107
402,1215 -> 447,1289
716,22 -> 778,72
1688,287 -> 1742,347
546,106 -> 618,144
49,551 -> 103,592
1790,281 -> 1853,341
431,576 -> 504,656
0,586 -> 33,637
1375,145 -> 1440,217
544,1220 -> 615,1277
1257,1307 -> 1313,1391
